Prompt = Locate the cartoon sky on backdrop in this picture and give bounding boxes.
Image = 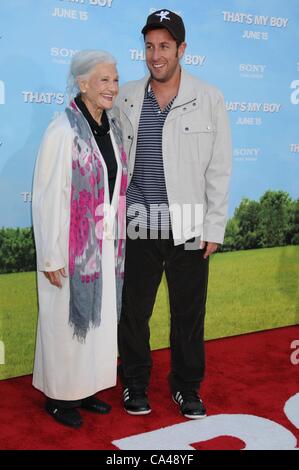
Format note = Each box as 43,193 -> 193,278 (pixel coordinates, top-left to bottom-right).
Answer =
0,0 -> 298,227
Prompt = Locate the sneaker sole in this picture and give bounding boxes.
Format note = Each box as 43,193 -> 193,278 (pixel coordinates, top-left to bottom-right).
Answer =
124,407 -> 152,416
183,412 -> 207,419
172,396 -> 207,420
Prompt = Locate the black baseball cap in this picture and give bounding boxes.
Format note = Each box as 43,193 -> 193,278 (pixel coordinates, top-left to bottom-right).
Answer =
141,9 -> 185,44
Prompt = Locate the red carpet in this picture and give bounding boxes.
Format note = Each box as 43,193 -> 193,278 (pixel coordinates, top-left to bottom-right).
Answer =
0,326 -> 298,450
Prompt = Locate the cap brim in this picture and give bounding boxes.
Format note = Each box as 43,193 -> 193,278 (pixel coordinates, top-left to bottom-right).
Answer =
141,23 -> 178,40
142,24 -> 164,35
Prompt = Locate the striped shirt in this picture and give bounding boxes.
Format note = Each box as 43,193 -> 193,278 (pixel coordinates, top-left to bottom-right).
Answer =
127,86 -> 175,231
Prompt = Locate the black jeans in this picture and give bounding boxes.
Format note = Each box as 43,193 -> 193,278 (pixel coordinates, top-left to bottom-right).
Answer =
118,231 -> 209,393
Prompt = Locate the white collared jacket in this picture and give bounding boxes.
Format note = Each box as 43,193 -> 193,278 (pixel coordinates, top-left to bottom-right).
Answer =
116,68 -> 232,245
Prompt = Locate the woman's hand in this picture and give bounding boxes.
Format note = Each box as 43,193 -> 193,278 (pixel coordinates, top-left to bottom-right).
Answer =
43,268 -> 67,288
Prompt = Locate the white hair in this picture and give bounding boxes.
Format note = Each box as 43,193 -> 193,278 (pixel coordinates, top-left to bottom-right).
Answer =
67,49 -> 117,98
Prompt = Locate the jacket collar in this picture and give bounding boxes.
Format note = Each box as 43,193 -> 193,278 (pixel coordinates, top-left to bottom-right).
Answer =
173,68 -> 197,107
142,68 -> 197,107
120,68 -> 199,124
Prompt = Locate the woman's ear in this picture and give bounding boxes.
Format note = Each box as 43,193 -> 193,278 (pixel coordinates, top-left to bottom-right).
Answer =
78,77 -> 87,94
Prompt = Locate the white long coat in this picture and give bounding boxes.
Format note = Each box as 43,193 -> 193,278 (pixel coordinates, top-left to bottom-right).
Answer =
32,114 -> 122,400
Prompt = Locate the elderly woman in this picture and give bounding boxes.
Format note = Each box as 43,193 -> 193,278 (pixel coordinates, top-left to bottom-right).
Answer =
32,50 -> 127,428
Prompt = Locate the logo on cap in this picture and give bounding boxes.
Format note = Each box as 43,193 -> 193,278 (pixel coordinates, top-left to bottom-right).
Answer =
155,10 -> 171,22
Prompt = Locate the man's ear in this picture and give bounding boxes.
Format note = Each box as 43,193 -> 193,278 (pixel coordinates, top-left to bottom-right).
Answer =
178,42 -> 187,59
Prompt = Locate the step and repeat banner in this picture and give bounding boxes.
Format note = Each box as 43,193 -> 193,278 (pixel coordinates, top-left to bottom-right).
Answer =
0,0 -> 298,379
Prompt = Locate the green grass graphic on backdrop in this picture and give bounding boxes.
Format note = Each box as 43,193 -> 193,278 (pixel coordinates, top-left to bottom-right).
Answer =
0,246 -> 298,380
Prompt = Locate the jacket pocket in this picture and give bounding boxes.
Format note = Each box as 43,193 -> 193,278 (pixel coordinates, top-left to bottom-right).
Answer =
181,120 -> 215,164
182,121 -> 215,134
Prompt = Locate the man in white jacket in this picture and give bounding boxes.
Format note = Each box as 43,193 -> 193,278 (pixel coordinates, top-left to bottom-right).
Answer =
117,9 -> 232,419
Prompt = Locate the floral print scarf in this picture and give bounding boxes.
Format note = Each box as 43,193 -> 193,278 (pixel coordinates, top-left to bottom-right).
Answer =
65,100 -> 127,342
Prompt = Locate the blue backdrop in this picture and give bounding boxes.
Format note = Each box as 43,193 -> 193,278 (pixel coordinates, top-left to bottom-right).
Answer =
0,0 -> 298,227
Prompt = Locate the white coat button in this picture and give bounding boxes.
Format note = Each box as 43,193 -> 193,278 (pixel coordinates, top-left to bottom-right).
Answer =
104,222 -> 113,239
45,262 -> 51,267
207,125 -> 211,130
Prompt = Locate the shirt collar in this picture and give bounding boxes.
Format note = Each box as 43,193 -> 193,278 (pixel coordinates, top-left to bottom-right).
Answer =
145,83 -> 176,112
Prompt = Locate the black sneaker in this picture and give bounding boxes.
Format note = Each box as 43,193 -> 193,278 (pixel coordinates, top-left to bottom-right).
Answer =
123,388 -> 151,415
172,390 -> 206,419
45,400 -> 83,428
